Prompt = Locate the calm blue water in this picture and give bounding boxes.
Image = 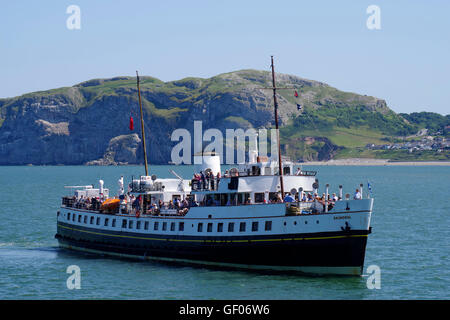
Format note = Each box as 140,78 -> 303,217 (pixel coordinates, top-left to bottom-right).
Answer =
0,165 -> 448,300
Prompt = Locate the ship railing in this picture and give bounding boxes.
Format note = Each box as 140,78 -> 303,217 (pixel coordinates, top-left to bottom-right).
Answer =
285,201 -> 317,216
61,196 -> 101,211
191,178 -> 220,191
285,199 -> 336,215
130,184 -> 164,193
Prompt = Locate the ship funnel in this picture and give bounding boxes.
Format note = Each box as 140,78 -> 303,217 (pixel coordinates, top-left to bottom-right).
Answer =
194,151 -> 221,175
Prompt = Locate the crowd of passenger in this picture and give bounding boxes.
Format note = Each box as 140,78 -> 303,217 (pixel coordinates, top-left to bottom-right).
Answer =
191,170 -> 223,191
62,195 -> 102,211
63,181 -> 364,216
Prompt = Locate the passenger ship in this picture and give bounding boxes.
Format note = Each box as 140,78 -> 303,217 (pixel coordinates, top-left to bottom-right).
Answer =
55,59 -> 374,276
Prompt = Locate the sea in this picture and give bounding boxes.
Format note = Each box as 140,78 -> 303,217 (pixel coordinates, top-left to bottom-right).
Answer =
0,165 -> 448,300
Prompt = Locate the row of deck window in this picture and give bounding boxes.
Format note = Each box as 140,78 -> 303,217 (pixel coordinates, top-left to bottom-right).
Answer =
65,212 -> 273,232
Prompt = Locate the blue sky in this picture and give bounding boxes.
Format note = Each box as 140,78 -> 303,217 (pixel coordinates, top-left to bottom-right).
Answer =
0,0 -> 449,115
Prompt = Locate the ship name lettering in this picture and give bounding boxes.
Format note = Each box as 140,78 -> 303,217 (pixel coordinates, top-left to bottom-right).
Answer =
334,216 -> 351,220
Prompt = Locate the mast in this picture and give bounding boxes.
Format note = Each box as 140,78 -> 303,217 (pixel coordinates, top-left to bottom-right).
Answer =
136,71 -> 149,176
270,56 -> 285,197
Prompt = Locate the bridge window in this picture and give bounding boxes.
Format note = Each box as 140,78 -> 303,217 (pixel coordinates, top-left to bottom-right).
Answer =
207,223 -> 213,232
72,214 -> 76,222
269,192 -> 278,202
154,221 -> 159,231
179,222 -> 184,231
217,223 -> 223,232
254,193 -> 265,203
78,215 -> 82,223
239,222 -> 246,232
128,220 -> 133,229
96,217 -> 100,225
251,165 -> 261,176
67,213 -> 71,220
112,219 -> 116,227
104,218 -> 109,227
170,222 -> 175,231
144,221 -> 149,230
228,222 -> 234,232
265,221 -> 272,231
122,219 -> 127,228
252,222 -> 258,232
162,222 -> 167,231
90,216 -> 94,224
197,223 -> 203,232
136,221 -> 141,230
83,216 -> 87,224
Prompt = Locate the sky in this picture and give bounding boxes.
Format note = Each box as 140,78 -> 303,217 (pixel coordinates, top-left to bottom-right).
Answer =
0,0 -> 449,115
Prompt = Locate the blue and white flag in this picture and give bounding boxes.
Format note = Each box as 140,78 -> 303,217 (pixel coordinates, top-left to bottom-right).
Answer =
297,103 -> 302,110
367,181 -> 373,197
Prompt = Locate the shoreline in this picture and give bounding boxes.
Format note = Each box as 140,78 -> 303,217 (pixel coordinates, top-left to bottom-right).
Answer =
1,158 -> 450,167
300,158 -> 450,166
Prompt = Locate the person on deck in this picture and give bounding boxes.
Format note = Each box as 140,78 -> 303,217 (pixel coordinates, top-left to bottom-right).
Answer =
200,171 -> 206,190
284,193 -> 295,202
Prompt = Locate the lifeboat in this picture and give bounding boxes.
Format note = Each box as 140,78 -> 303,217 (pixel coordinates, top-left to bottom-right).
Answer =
100,198 -> 120,213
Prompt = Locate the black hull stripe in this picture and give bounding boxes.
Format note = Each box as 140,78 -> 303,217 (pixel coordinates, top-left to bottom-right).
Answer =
56,221 -> 369,269
56,234 -> 368,271
57,240 -> 363,276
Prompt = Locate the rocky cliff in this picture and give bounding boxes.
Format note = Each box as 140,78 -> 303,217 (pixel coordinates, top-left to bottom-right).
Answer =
0,70 -> 408,165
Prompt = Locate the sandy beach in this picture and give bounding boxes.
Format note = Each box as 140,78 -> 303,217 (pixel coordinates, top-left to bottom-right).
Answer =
300,158 -> 450,166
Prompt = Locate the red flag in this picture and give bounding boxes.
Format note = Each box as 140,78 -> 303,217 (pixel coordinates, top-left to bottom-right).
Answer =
129,116 -> 134,131
294,90 -> 299,97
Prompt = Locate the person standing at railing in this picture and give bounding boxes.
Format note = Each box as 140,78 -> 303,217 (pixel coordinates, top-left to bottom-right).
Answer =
208,171 -> 214,190
301,193 -> 307,202
216,172 -> 221,190
284,193 -> 295,202
200,171 -> 206,190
